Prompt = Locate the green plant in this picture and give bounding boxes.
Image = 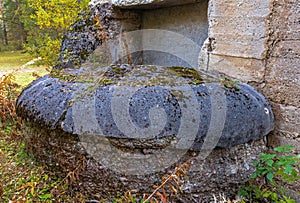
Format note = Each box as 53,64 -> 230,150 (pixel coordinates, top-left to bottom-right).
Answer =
221,77 -> 241,90
111,191 -> 146,203
239,145 -> 300,203
23,0 -> 90,66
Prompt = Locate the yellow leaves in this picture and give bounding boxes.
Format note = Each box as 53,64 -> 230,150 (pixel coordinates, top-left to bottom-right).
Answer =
0,73 -> 16,94
16,180 -> 37,197
28,0 -> 88,32
25,0 -> 89,65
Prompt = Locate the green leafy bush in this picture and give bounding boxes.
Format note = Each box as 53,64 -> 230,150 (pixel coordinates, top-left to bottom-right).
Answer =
24,0 -> 89,66
239,145 -> 300,203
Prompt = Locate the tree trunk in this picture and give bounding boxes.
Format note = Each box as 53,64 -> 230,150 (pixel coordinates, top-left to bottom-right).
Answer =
0,0 -> 8,45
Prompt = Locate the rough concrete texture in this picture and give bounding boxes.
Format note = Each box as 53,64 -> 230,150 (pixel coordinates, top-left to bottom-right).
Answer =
112,0 -> 202,9
198,0 -> 299,151
262,1 -> 300,145
199,0 -> 271,82
197,0 -> 300,198
22,122 -> 266,202
142,1 -> 208,67
16,0 -> 300,200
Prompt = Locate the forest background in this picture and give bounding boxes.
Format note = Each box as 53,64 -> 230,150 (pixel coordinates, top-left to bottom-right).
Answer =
0,0 -> 89,65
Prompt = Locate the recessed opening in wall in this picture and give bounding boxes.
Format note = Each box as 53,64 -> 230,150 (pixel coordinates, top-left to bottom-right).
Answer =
114,0 -> 209,68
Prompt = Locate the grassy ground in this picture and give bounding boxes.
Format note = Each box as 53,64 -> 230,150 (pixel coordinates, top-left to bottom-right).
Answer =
0,125 -> 66,202
0,51 -> 82,202
0,51 -> 102,202
0,51 -> 49,88
0,51 -> 33,71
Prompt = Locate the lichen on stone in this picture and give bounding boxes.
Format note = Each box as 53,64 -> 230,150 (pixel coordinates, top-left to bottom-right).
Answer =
49,64 -> 220,87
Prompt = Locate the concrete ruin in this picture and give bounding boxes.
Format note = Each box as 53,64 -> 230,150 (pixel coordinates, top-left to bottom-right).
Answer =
57,0 -> 299,145
16,0 -> 299,201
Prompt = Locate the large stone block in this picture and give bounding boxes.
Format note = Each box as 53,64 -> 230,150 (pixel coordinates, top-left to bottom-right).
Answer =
270,0 -> 300,40
264,0 -> 300,146
208,0 -> 270,59
264,57 -> 300,107
209,0 -> 270,17
271,103 -> 300,139
17,65 -> 274,150
209,32 -> 267,59
271,40 -> 300,58
208,54 -> 265,82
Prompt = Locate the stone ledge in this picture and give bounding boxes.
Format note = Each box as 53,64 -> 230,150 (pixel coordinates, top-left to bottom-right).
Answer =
112,0 -> 203,9
16,65 -> 275,150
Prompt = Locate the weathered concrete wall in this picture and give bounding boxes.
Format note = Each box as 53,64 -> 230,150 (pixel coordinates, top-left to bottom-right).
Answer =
263,0 -> 300,149
142,1 -> 208,67
199,0 -> 299,152
199,0 -> 270,82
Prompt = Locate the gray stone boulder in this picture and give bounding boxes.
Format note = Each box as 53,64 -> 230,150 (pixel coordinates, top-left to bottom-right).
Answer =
17,64 -> 274,201
17,65 -> 274,150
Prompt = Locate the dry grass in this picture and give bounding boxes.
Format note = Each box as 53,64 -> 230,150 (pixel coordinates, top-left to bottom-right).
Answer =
0,53 -> 86,202
0,123 -> 88,202
0,72 -> 87,202
0,74 -> 19,122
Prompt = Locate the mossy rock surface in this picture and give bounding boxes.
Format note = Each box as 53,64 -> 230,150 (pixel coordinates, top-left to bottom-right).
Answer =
17,65 -> 274,150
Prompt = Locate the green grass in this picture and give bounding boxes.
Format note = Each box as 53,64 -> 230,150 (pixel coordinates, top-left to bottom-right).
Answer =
0,51 -> 33,71
0,121 -> 81,202
0,41 -> 86,203
13,71 -> 45,89
0,50 -> 49,88
0,50 -> 86,202
0,51 -> 55,202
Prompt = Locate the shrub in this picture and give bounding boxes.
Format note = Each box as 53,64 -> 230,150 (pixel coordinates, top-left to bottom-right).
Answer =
239,145 -> 300,203
0,73 -> 19,123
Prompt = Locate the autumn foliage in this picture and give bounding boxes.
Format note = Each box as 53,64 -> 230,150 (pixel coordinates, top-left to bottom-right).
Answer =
0,73 -> 19,122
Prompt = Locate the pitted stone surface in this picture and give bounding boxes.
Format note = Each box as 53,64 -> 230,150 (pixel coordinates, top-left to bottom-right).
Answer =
55,2 -> 141,69
17,65 -> 274,150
